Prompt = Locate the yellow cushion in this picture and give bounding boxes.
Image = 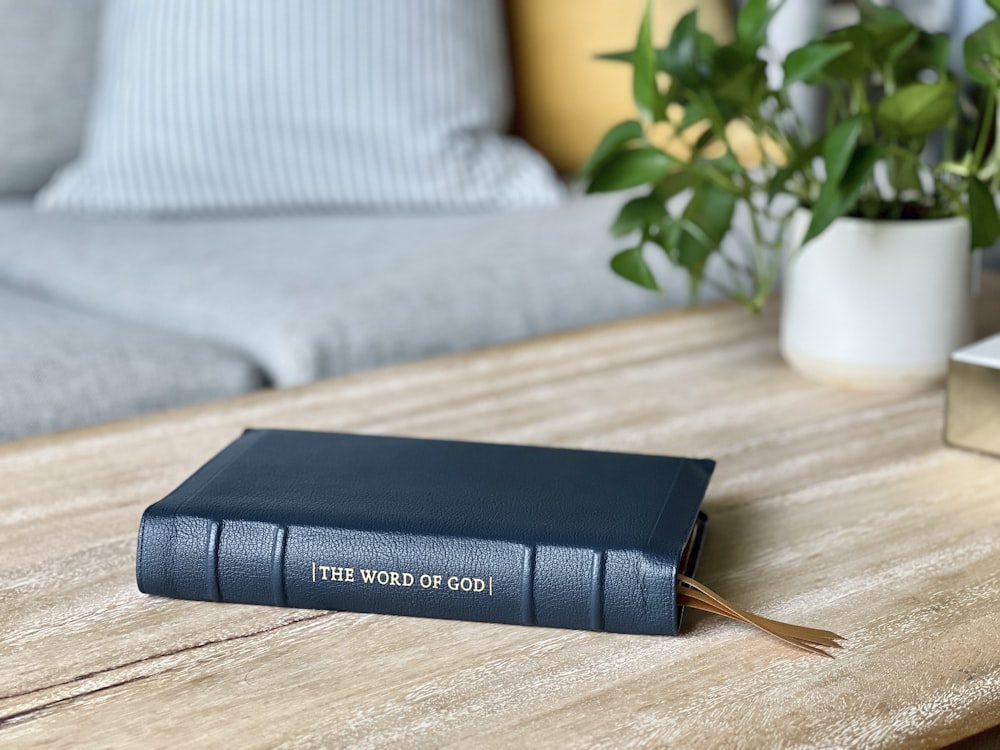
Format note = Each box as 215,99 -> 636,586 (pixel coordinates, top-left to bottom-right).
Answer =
508,0 -> 735,173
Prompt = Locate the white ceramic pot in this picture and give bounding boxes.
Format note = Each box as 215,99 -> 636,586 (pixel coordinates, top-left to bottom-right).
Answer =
781,211 -> 975,391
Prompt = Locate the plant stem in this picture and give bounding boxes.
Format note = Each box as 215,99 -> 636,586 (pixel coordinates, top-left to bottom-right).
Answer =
851,79 -> 874,142
934,174 -> 966,217
703,276 -> 747,307
971,88 -> 996,177
883,63 -> 895,97
717,251 -> 751,302
825,85 -> 843,138
991,88 -> 1000,191
745,199 -> 778,310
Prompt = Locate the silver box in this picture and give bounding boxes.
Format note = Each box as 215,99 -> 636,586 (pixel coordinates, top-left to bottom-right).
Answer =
945,334 -> 1000,457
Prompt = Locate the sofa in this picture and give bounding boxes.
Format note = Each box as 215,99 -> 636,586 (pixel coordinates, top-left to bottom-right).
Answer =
5,1 -> 994,444
1,0 -> 734,442
0,190 -> 716,441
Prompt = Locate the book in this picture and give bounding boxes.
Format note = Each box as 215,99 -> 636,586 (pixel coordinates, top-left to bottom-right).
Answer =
137,429 -> 841,654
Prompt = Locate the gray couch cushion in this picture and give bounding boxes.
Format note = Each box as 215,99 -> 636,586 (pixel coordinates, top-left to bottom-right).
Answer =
0,194 -> 718,387
37,0 -> 563,216
0,284 -> 263,441
0,0 -> 101,195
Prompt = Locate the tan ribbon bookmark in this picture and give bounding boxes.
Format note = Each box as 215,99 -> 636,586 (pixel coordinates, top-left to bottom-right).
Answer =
677,575 -> 845,657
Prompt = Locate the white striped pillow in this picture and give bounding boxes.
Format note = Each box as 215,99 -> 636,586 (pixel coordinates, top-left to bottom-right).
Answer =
36,0 -> 564,216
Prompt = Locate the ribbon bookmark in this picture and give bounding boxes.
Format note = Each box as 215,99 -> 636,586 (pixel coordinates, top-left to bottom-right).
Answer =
677,574 -> 845,657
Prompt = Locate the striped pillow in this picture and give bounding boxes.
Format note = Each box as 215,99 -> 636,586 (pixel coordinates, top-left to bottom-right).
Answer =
36,0 -> 564,216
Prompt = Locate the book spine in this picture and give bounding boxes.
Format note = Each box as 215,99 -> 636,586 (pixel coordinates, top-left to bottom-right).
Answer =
136,510 -> 680,635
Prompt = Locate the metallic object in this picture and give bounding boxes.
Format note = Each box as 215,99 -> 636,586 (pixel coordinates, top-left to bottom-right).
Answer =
945,334 -> 1000,457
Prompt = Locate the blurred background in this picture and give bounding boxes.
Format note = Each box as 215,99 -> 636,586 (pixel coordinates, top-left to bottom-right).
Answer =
0,0 -> 996,442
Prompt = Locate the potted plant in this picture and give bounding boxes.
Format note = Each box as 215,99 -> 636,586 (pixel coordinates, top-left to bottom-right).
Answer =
582,0 -> 1000,390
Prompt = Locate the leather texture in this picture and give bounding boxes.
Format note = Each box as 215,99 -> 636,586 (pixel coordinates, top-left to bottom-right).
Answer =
136,429 -> 714,635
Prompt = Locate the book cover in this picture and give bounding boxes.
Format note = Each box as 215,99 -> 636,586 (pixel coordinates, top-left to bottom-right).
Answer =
136,428 -> 713,636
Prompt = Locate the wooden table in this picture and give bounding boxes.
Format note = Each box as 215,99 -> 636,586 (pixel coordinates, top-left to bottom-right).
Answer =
3,281 -> 999,749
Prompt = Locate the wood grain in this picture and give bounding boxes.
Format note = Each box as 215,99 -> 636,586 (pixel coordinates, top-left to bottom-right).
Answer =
2,277 -> 999,749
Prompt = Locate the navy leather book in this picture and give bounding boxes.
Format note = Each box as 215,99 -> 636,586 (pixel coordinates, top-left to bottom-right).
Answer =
136,429 -> 714,635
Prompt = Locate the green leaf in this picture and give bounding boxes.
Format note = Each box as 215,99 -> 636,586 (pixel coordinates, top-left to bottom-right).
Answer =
677,101 -> 708,130
652,170 -> 697,202
648,216 -> 682,262
804,145 -> 879,244
823,115 -> 863,187
696,29 -> 718,63
610,195 -> 668,237
990,0 -> 1000,13
594,49 -> 634,64
586,147 -> 673,193
969,177 -> 1000,249
579,120 -> 643,178
657,10 -> 701,89
611,247 -> 659,290
857,0 -> 908,27
919,32 -> 952,73
858,5 -> 913,39
875,80 -> 957,138
964,18 -> 1000,86
882,28 -> 921,68
711,151 -> 745,177
768,139 -> 821,201
835,144 -> 879,205
675,184 -> 736,279
710,44 -> 769,110
856,0 -> 918,65
895,32 -> 951,83
633,0 -> 660,121
823,26 -> 872,79
735,0 -> 772,51
690,121 -> 719,154
783,41 -> 852,84
886,152 -> 923,195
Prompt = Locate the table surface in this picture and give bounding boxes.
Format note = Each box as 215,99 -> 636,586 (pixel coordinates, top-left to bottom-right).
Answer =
2,279 -> 999,749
